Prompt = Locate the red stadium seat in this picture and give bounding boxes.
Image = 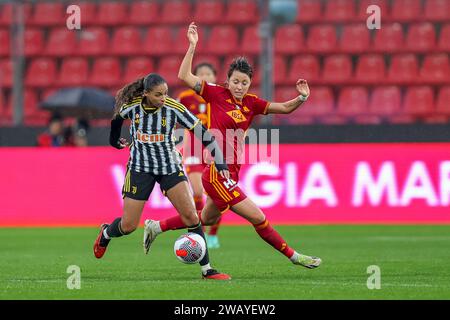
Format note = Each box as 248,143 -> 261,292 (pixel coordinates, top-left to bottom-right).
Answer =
322,55 -> 352,83
307,25 -> 337,53
0,89 -> 4,109
297,0 -> 322,23
373,23 -> 404,52
160,0 -> 191,24
438,24 -> 450,51
241,26 -> 262,55
78,28 -> 110,56
403,86 -> 435,116
355,54 -> 386,84
31,2 -> 65,26
369,86 -> 402,116
58,58 -> 89,87
274,25 -> 304,55
124,57 -> 155,83
97,2 -> 128,26
206,26 -> 239,55
436,86 -> 450,115
45,28 -> 76,57
0,3 -> 32,26
0,29 -> 9,56
156,56 -> 183,87
128,1 -> 159,25
324,0 -> 356,22
340,24 -> 370,53
273,55 -> 288,85
406,23 -> 436,52
89,58 -> 122,87
193,1 -> 225,24
111,27 -> 141,56
357,0 -> 389,21
387,54 -> 419,84
0,59 -> 12,87
25,58 -> 57,87
74,2 -> 97,26
424,115 -> 449,124
298,86 -> 335,116
420,54 -> 450,83
24,29 -> 44,56
143,27 -> 174,56
225,0 -> 258,24
391,0 -> 421,21
337,87 -> 369,115
288,55 -> 320,83
273,87 -> 315,124
425,0 -> 450,21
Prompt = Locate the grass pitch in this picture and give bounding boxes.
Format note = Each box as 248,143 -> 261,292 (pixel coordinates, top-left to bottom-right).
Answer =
1,225 -> 450,300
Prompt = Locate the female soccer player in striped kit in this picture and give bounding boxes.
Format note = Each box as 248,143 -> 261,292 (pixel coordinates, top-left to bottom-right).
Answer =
178,62 -> 222,249
143,24 -> 321,269
93,73 -> 231,280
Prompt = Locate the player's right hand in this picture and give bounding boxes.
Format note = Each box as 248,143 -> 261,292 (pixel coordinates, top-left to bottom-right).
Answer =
187,22 -> 198,46
215,163 -> 230,180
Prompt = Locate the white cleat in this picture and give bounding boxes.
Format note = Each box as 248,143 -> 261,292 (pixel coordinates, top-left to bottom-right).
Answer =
143,219 -> 159,254
293,254 -> 322,269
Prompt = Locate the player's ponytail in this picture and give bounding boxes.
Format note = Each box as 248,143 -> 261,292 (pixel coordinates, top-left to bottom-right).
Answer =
114,77 -> 145,115
227,57 -> 253,80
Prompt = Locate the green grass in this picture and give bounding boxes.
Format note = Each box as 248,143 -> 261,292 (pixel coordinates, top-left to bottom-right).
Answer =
1,225 -> 450,300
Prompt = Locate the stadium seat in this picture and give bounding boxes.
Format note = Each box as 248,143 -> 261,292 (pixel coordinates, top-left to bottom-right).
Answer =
355,54 -> 386,84
156,56 -> 183,87
225,0 -> 258,24
193,1 -> 225,24
357,0 -> 389,21
0,3 -> 32,26
31,2 -> 65,26
273,55 -> 288,85
111,27 -> 141,56
58,58 -> 89,87
307,25 -> 337,53
373,23 -> 404,52
324,0 -> 356,22
241,26 -> 262,55
337,87 -> 369,116
296,0 -> 322,23
128,1 -> 159,25
297,86 -> 334,116
425,0 -> 450,21
97,2 -> 128,26
143,27 -> 174,56
438,24 -> 450,51
24,90 -> 50,126
0,29 -> 9,56
288,55 -> 320,83
403,86 -> 435,116
89,58 -> 122,87
436,86 -> 450,115
274,25 -> 304,55
420,54 -> 450,84
45,28 -> 77,57
160,0 -> 191,24
340,24 -> 370,53
406,23 -> 436,52
424,115 -> 449,124
25,58 -> 57,87
391,0 -> 421,21
78,28 -> 110,56
274,86 -> 315,125
369,86 -> 402,116
206,26 -> 239,55
24,29 -> 44,56
322,55 -> 353,83
124,57 -> 155,83
0,89 -> 4,108
0,59 -> 12,87
75,2 -> 97,26
387,54 -> 419,84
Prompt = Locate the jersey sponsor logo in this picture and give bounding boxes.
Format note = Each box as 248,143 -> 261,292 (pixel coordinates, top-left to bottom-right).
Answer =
134,113 -> 140,125
136,130 -> 165,143
223,178 -> 237,190
226,109 -> 247,124
132,186 -> 137,194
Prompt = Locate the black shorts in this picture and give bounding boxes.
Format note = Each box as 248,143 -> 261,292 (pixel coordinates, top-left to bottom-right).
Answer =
122,168 -> 188,201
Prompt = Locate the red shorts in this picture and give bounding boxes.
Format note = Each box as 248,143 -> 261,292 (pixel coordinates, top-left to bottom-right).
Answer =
202,164 -> 247,212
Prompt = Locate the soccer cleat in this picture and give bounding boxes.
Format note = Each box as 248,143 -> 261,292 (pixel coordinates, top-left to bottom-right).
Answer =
293,254 -> 322,269
143,219 -> 159,254
202,269 -> 231,280
93,223 -> 110,259
206,234 -> 220,249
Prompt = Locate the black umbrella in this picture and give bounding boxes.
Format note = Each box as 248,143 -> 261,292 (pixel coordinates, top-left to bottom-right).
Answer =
40,87 -> 115,119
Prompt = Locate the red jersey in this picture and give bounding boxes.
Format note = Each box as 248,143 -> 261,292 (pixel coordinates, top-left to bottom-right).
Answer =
199,81 -> 270,173
178,89 -> 209,164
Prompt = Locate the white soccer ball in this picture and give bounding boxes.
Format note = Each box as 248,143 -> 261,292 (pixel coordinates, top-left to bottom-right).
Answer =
173,232 -> 206,264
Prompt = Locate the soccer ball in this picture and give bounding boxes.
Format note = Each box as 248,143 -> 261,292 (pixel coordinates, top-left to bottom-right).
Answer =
173,232 -> 206,264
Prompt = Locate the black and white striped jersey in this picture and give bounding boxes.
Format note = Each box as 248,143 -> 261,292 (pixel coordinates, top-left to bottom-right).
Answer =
118,96 -> 200,175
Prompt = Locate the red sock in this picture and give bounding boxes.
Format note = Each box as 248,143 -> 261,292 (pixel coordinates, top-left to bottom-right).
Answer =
253,219 -> 295,259
159,215 -> 186,232
208,216 -> 222,236
194,195 -> 204,211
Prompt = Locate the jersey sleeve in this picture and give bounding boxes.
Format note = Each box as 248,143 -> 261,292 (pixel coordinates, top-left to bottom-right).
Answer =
250,95 -> 270,115
175,105 -> 201,130
198,80 -> 222,103
118,104 -> 132,119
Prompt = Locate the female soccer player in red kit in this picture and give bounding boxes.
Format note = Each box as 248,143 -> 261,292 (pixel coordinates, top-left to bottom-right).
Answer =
178,62 -> 222,249
144,23 -> 321,269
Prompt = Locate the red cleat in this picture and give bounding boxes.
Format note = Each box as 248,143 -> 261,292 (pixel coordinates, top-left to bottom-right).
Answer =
202,269 -> 232,280
93,224 -> 110,259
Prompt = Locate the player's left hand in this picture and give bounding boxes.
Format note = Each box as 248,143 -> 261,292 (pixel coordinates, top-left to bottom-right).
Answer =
296,79 -> 310,98
219,169 -> 230,180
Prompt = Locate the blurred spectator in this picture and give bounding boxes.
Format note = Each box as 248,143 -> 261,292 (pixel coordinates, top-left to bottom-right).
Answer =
36,112 -> 66,147
72,118 -> 90,147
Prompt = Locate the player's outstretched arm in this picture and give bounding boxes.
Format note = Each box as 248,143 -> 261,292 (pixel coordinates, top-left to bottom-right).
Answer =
266,79 -> 310,114
109,114 -> 129,149
178,22 -> 203,93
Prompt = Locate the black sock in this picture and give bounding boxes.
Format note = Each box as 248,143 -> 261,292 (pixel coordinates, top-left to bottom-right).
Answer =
105,218 -> 126,238
188,222 -> 210,267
